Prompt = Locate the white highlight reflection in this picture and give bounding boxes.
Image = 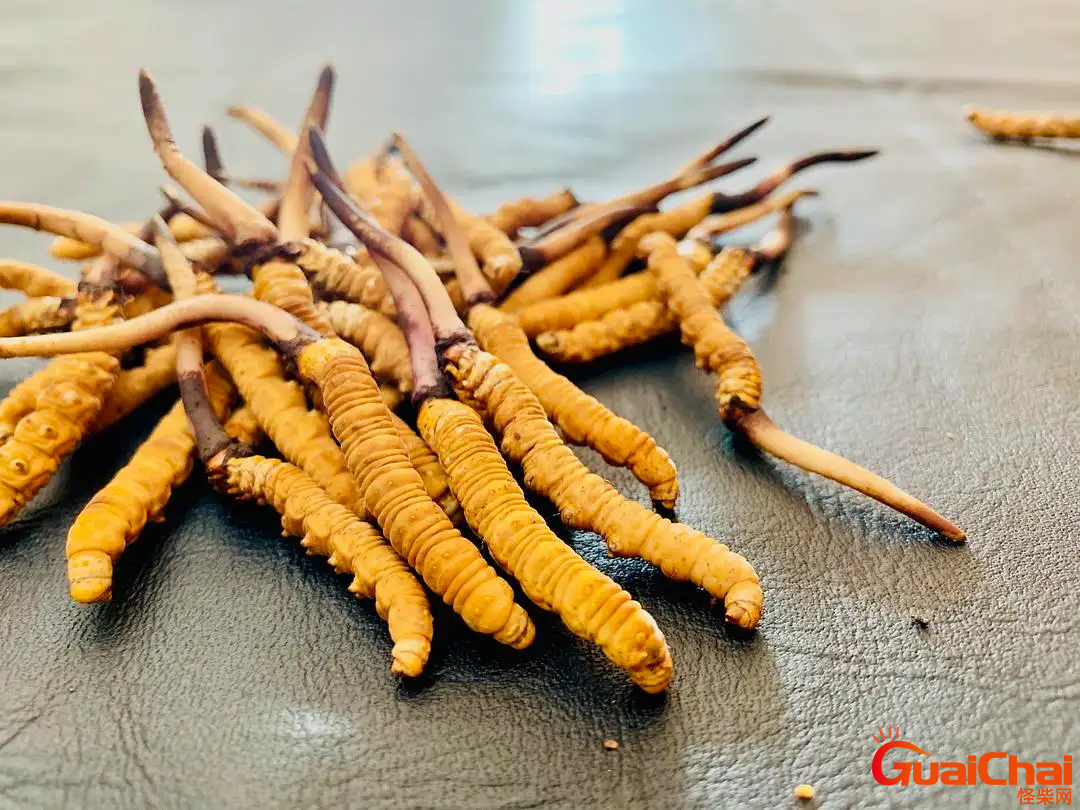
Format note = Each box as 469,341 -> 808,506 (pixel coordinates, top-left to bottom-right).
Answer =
528,0 -> 625,95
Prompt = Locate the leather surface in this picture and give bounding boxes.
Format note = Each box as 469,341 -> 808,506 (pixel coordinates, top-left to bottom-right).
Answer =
1,1 -> 1078,808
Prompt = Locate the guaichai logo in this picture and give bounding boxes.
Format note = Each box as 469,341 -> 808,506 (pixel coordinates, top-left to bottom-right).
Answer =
871,727 -> 932,785
871,725 -> 1073,790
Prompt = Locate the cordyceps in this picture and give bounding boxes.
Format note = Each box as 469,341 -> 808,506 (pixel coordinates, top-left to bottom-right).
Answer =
0,293 -> 537,649
638,231 -> 965,541
0,297 -> 75,338
318,299 -> 412,393
485,188 -> 579,238
138,68 -> 334,336
0,259 -> 76,298
535,198 -> 806,363
512,188 -> 816,339
309,137 -> 674,690
90,341 -> 178,433
388,133 -> 680,507
964,106 -> 1080,141
580,148 -> 878,288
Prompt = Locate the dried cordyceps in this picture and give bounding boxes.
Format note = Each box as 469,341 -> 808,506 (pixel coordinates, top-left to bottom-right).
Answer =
0,297 -> 75,338
308,132 -> 761,630
468,304 -> 679,507
139,69 -> 334,336
90,341 -> 178,433
580,149 -> 877,288
535,204 -> 801,363
389,411 -> 462,525
445,343 -> 763,629
964,106 -> 1080,140
222,405 -> 261,448
217,454 -> 434,676
0,259 -> 76,297
485,188 -> 579,238
499,236 -> 607,311
318,299 -> 412,393
639,231 -> 964,541
418,397 -> 673,692
66,367 -> 233,603
0,294 -> 536,648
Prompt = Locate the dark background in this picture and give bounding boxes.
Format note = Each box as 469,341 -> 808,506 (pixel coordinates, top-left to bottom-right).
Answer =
2,1 -> 1078,808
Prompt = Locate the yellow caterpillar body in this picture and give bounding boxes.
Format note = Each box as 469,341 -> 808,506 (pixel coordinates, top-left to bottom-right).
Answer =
642,235 -> 761,423
0,297 -> 73,338
297,338 -> 534,647
418,397 -> 672,692
447,200 -> 523,294
251,257 -> 334,336
485,189 -> 578,237
499,237 -> 607,312
48,214 -> 211,262
66,368 -> 233,603
296,240 -> 396,319
444,345 -> 763,629
515,273 -> 658,338
319,300 -> 412,393
223,405 -> 262,447
219,454 -> 433,677
389,411 -> 462,525
91,342 -> 178,433
468,304 -> 679,508
0,260 -> 76,297
536,247 -> 757,363
966,107 -> 1080,140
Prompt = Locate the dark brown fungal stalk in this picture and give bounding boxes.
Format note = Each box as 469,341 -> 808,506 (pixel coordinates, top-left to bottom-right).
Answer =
200,126 -> 284,224
158,185 -> 223,235
516,200 -> 663,273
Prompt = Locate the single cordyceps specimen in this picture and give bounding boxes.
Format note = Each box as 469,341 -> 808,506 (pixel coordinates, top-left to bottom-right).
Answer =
638,231 -> 964,541
445,343 -> 763,629
485,188 -> 579,238
419,397 -> 673,692
0,259 -> 76,297
90,341 -> 178,433
965,106 -> 1080,140
499,236 -> 607,312
319,299 -> 412,393
217,454 -> 433,676
306,131 -> 760,631
0,297 -> 75,338
581,148 -> 877,288
139,69 -> 334,336
0,252 -> 124,526
468,304 -> 679,508
66,367 -> 233,603
1,293 -> 533,648
536,201 -> 804,363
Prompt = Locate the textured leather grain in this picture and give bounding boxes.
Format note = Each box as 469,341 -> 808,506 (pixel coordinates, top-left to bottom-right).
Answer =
1,1 -> 1078,808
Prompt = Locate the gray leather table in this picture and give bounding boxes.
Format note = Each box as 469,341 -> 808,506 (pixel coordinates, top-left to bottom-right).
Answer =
1,2 -> 1077,808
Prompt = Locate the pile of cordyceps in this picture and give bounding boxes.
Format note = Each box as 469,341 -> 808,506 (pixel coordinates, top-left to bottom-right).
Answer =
0,66 -> 965,693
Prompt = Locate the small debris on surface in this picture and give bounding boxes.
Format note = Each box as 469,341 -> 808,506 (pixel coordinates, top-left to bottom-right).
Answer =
794,784 -> 816,801
910,613 -> 930,629
603,739 -> 620,751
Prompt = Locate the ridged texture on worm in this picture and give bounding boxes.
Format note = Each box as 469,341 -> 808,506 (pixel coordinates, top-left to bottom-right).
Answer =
0,295 -> 122,526
390,412 -> 462,525
219,454 -> 433,677
448,200 -> 523,294
535,247 -> 757,363
66,369 -> 233,603
499,237 -> 607,312
91,342 -> 178,433
582,195 -> 715,287
0,260 -> 76,297
515,272 -> 658,337
485,189 -> 578,238
642,235 -> 761,423
418,398 -> 672,692
368,158 -> 415,238
0,297 -> 72,338
319,300 -> 412,392
444,345 -> 762,629
250,258 -> 334,336
296,240 -> 396,318
298,339 -> 534,647
205,320 -> 367,519
468,304 -> 679,508
536,300 -> 674,363
223,406 -> 262,447
47,215 -> 211,262
966,107 -> 1080,140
